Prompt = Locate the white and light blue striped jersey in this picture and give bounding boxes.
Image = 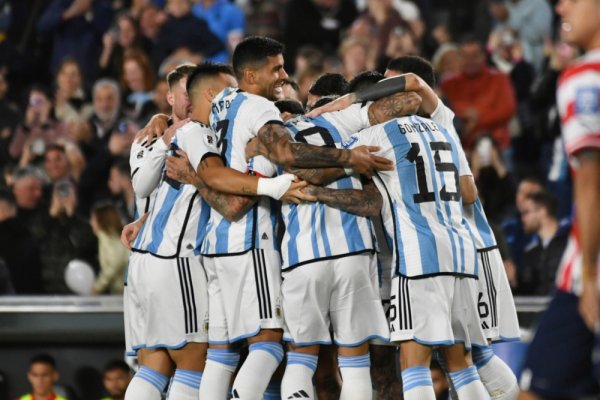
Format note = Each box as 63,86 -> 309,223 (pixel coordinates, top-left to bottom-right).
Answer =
343,116 -> 478,278
132,121 -> 216,258
462,199 -> 497,250
129,139 -> 162,220
279,108 -> 375,270
202,87 -> 282,255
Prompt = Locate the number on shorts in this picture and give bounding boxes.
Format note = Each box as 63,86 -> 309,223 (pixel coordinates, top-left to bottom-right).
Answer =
478,292 -> 490,319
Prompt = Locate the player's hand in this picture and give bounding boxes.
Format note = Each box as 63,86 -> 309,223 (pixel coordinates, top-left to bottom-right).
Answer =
121,221 -> 141,249
134,114 -> 171,145
166,149 -> 198,185
348,146 -> 394,178
305,93 -> 356,117
246,137 -> 261,160
281,180 -> 317,204
579,279 -> 600,332
162,118 -> 190,146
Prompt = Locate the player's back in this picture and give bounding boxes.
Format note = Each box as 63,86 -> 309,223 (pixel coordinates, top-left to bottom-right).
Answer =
132,121 -> 213,258
351,116 -> 477,278
279,112 -> 375,269
203,87 -> 282,255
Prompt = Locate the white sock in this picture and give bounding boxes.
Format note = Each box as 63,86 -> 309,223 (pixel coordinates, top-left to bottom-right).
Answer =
167,369 -> 202,400
473,347 -> 518,400
338,354 -> 372,400
199,349 -> 240,400
281,352 -> 317,400
125,366 -> 169,400
231,341 -> 284,399
449,366 -> 490,399
401,366 -> 435,400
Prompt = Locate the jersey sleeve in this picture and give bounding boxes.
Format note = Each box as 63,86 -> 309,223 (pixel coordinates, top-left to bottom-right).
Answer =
324,102 -> 372,134
249,96 -> 283,135
430,99 -> 455,130
130,138 -> 168,198
558,65 -> 600,158
341,125 -> 382,150
179,124 -> 220,170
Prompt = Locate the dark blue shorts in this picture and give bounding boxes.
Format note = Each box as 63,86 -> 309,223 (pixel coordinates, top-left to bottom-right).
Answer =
521,290 -> 600,399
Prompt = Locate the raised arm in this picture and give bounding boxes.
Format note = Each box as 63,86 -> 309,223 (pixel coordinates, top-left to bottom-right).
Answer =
302,177 -> 383,217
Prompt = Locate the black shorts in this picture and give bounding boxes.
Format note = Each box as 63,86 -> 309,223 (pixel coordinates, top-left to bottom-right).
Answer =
521,290 -> 600,399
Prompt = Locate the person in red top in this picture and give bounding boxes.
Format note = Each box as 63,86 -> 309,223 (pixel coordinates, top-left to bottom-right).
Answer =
440,36 -> 516,152
18,354 -> 67,400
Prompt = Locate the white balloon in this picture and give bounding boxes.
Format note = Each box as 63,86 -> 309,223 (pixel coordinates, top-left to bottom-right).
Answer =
64,259 -> 95,295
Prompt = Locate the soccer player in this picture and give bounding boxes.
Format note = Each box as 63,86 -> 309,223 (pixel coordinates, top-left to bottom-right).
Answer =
519,0 -> 600,398
19,354 -> 67,400
342,115 -> 490,399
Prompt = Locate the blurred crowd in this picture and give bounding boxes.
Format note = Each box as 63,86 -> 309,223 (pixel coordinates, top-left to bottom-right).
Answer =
0,0 -> 572,297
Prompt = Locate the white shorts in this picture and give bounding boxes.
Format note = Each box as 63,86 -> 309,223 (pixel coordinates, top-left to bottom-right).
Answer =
124,252 -> 209,354
282,253 -> 390,346
477,247 -> 520,342
389,275 -> 488,349
202,249 -> 283,344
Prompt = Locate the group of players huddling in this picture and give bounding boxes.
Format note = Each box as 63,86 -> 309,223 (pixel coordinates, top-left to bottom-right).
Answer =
117,24 -> 595,398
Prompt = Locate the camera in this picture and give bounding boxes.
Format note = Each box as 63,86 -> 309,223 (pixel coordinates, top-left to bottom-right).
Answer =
56,179 -> 72,198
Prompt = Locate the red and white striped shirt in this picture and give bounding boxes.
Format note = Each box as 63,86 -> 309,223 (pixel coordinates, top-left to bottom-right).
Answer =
555,50 -> 600,295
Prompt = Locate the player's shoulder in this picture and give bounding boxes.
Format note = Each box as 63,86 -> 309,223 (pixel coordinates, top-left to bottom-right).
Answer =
559,53 -> 600,87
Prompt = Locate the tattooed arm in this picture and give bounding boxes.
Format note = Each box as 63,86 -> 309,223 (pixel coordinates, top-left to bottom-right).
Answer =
286,166 -> 346,186
367,91 -> 422,125
302,177 -> 383,217
165,151 -> 257,222
255,123 -> 393,176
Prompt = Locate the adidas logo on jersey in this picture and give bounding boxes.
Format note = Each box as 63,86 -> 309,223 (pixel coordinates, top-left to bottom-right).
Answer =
186,243 -> 194,250
287,390 -> 310,398
262,232 -> 269,240
136,150 -> 144,159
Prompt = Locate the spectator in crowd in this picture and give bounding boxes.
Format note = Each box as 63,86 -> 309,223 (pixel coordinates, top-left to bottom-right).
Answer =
501,175 -> 544,270
11,166 -> 46,236
100,14 -> 145,81
120,49 -> 157,127
9,86 -> 69,165
40,178 -> 97,294
43,144 -> 79,186
490,0 -> 553,72
296,67 -> 323,106
283,0 -> 358,73
77,79 -> 125,215
0,66 -> 20,170
192,0 -> 246,55
0,188 -> 42,294
440,35 -> 516,153
470,136 -> 515,221
151,0 -> 225,67
306,72 -> 349,109
431,43 -> 461,81
138,4 -> 168,52
90,202 -> 128,294
294,46 -> 325,78
19,354 -> 68,400
100,360 -> 132,400
53,58 -> 93,124
518,191 -> 569,295
384,25 -> 418,63
107,158 -> 135,223
338,37 -> 371,80
36,0 -> 113,87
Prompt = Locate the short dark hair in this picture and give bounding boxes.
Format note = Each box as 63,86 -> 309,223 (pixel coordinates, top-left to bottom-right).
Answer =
29,354 -> 57,370
103,360 -> 131,375
232,36 -> 284,79
309,73 -> 349,97
311,95 -> 338,110
527,191 -> 559,219
166,63 -> 197,88
274,99 -> 305,116
387,56 -> 436,87
347,71 -> 384,93
186,63 -> 234,100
